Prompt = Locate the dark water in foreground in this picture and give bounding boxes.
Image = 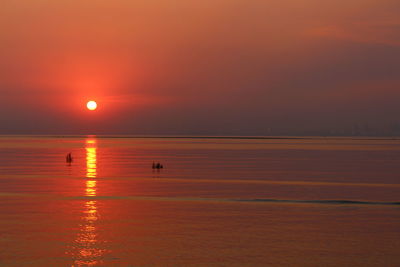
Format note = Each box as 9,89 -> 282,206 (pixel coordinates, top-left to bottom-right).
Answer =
0,136 -> 399,266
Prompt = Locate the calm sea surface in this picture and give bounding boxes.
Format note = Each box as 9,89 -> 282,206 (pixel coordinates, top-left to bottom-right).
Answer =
0,136 -> 399,266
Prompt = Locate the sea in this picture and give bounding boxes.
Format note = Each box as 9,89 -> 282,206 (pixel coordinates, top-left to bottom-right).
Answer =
0,136 -> 399,266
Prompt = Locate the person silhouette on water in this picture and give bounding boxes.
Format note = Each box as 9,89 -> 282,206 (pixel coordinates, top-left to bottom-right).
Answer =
66,153 -> 73,163
152,162 -> 163,169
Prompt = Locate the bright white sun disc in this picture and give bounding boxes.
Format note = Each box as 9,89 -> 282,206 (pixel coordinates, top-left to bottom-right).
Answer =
87,101 -> 97,111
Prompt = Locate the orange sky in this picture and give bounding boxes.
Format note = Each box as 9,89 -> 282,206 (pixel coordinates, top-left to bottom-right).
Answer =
1,0 -> 399,135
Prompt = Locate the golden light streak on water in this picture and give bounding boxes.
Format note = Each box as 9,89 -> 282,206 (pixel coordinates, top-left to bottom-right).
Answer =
85,180 -> 97,197
86,140 -> 97,178
70,137 -> 106,266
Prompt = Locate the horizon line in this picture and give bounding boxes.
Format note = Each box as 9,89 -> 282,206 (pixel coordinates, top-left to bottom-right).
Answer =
1,134 -> 400,141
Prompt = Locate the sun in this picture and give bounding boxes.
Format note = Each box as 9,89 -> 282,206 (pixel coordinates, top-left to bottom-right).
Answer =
86,100 -> 97,111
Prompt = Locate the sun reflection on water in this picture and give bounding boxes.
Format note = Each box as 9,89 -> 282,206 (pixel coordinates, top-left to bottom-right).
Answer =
85,180 -> 97,197
70,137 -> 107,266
86,140 -> 97,178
